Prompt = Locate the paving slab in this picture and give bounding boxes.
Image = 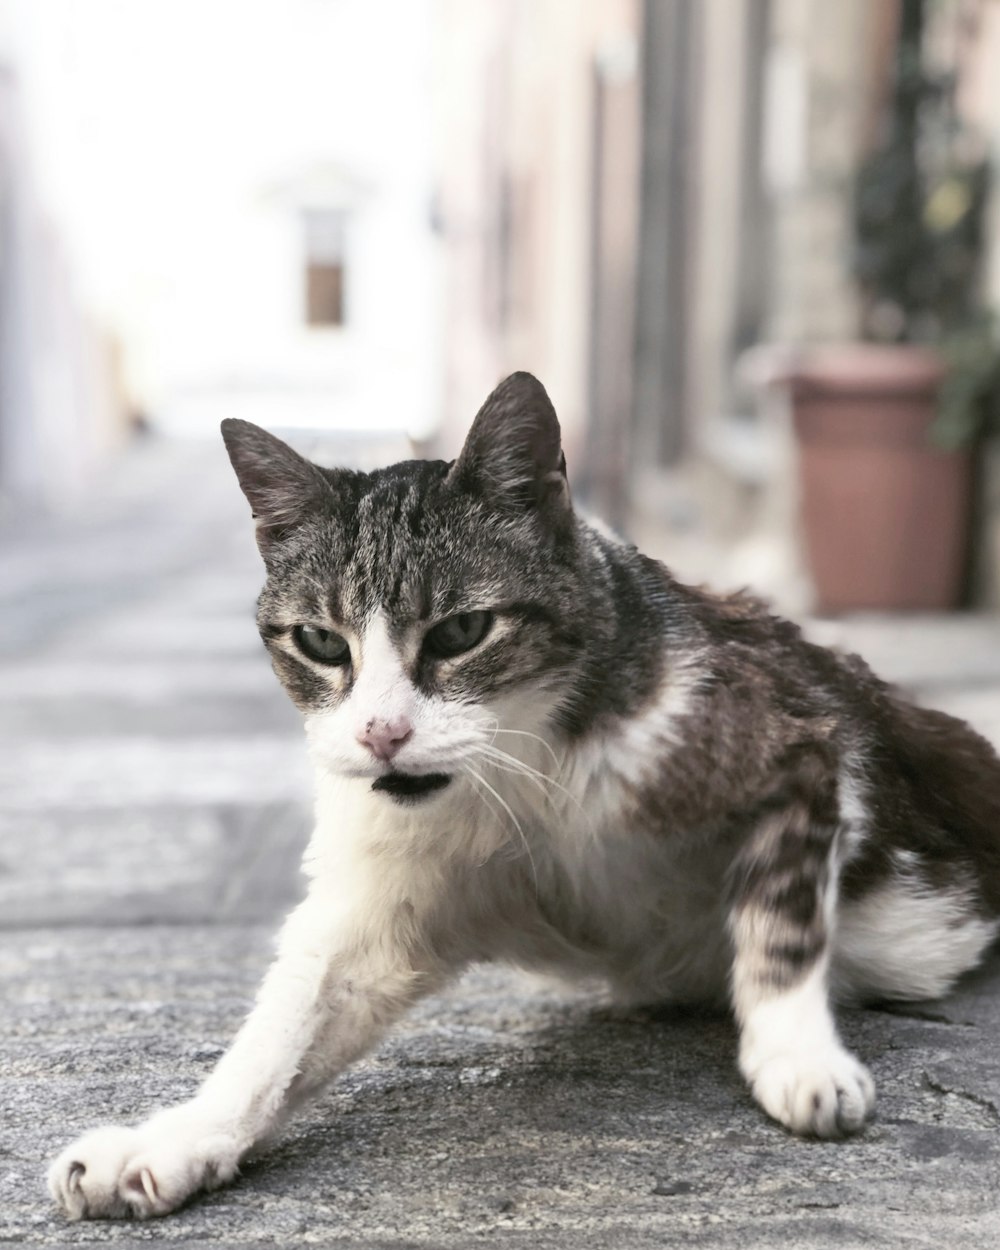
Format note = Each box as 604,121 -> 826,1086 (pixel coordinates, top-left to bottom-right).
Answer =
10,827 -> 998,1243
3,928 -> 1000,1248
0,802 -> 309,929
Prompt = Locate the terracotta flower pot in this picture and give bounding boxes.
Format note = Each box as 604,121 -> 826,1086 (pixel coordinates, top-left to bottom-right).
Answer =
786,345 -> 971,613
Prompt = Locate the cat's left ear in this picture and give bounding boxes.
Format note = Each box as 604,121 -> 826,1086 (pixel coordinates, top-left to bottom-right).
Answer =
447,372 -> 571,522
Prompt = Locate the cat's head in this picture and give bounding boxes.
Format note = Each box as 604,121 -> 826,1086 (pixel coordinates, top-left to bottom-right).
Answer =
221,373 -> 587,805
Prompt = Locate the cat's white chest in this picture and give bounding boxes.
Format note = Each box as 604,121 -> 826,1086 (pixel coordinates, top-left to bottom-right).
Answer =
531,799 -> 732,1004
307,666 -> 733,1004
499,677 -> 733,1004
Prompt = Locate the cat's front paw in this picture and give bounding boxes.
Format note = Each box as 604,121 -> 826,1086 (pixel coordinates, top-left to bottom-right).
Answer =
48,1115 -> 241,1220
742,1043 -> 875,1138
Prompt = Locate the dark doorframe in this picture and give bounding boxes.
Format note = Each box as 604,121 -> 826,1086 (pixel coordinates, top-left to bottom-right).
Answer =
631,0 -> 700,472
582,40 -> 641,527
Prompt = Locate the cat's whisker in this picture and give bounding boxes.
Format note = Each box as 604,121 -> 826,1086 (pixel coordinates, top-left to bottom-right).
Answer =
470,725 -> 547,780
460,765 -> 508,831
463,765 -> 539,890
491,727 -> 562,772
478,745 -> 560,800
479,718 -> 562,775
477,749 -> 552,801
479,743 -> 588,819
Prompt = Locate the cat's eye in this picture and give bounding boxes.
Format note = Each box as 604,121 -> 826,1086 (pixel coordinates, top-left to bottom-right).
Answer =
293,625 -> 351,666
424,610 -> 493,659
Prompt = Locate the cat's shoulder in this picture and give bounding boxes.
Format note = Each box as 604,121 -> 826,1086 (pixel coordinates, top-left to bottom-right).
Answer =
652,570 -> 891,712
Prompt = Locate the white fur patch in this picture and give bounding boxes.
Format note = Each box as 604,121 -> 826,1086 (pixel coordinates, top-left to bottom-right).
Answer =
837,763 -> 869,862
561,655 -> 703,827
349,612 -> 416,735
737,959 -> 875,1136
834,863 -> 999,1002
304,611 -> 494,780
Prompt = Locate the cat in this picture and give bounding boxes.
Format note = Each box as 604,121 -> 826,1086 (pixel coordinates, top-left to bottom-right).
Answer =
49,371 -> 1000,1219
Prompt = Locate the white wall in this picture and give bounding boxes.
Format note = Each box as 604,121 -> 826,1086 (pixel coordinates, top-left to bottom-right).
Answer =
0,58 -> 121,508
0,0 -> 442,438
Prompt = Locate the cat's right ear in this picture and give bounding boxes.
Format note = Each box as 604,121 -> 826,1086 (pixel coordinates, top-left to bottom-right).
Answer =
220,419 -> 334,553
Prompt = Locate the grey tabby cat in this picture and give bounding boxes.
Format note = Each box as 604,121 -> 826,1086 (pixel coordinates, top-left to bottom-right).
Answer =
50,372 -> 1000,1219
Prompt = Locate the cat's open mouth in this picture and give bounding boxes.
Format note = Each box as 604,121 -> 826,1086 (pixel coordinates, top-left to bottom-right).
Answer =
371,772 -> 452,802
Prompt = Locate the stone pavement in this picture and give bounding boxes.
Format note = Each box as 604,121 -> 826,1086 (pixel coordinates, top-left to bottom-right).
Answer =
2,434 -> 1000,1249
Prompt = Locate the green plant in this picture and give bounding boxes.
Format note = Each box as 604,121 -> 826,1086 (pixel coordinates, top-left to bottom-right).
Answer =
852,0 -> 998,445
934,312 -> 1000,448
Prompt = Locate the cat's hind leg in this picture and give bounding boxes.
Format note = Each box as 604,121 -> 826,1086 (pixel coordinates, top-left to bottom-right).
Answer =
728,751 -> 875,1138
833,854 -> 999,1002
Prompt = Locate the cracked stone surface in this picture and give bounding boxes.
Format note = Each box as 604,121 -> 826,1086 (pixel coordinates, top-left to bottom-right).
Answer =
2,435 -> 1000,1248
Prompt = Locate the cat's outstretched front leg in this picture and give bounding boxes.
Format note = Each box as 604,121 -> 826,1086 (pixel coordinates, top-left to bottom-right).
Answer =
728,755 -> 874,1138
48,882 -> 446,1219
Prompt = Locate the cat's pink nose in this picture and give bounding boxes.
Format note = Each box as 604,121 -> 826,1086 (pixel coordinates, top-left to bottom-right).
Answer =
357,716 -> 413,762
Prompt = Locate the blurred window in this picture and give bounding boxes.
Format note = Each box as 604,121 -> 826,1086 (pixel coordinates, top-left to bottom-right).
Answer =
303,209 -> 348,327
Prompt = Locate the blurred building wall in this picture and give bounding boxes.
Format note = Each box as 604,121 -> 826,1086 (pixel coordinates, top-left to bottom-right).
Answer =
0,58 -> 126,513
762,0 -> 887,346
432,0 -> 640,483
433,0 -> 1000,609
431,0 -> 883,486
631,0 -> 887,476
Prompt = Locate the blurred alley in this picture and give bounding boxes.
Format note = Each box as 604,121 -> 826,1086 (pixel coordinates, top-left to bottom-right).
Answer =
3,1 -> 1000,1244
